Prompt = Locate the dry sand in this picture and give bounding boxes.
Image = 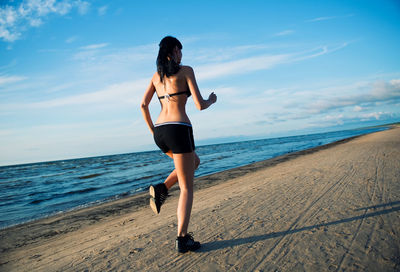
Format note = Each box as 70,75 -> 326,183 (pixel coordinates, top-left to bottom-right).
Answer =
1,126 -> 399,271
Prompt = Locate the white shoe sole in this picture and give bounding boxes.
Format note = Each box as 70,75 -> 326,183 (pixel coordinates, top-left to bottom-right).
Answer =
149,185 -> 156,198
149,197 -> 159,214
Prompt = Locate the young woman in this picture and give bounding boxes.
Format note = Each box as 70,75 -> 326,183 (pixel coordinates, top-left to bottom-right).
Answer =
140,36 -> 217,253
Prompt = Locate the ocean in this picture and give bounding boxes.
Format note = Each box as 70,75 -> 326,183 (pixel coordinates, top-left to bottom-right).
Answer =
0,126 -> 388,229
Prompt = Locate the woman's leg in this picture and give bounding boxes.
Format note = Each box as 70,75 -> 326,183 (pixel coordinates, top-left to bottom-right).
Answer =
173,152 -> 196,237
149,152 -> 199,215
164,151 -> 200,190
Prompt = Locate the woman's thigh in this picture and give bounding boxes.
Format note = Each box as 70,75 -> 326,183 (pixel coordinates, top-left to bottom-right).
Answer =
166,151 -> 199,168
172,152 -> 195,189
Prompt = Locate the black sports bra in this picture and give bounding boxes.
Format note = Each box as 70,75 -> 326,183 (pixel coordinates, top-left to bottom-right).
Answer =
158,90 -> 191,100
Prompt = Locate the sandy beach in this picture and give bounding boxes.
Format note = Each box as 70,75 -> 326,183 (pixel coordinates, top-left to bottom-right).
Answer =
1,126 -> 399,271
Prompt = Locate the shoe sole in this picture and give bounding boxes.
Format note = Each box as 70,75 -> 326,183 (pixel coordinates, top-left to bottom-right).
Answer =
149,185 -> 156,198
149,197 -> 159,214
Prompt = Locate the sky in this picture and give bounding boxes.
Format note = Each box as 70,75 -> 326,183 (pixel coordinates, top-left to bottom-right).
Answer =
0,0 -> 399,166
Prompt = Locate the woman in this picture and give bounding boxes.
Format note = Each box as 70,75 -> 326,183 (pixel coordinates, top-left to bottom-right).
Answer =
140,36 -> 217,253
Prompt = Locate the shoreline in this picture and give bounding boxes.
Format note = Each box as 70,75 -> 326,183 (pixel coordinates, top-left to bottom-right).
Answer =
0,132 -> 369,231
0,126 -> 393,251
0,122 -> 395,169
1,126 -> 399,271
0,125 -> 394,231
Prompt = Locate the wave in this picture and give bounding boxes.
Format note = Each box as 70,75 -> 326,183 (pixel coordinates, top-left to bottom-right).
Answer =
113,174 -> 158,186
78,173 -> 104,179
30,198 -> 49,204
1,180 -> 33,190
60,187 -> 99,197
29,187 -> 100,205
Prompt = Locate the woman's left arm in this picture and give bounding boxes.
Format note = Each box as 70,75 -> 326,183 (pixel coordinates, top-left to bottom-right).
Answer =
140,78 -> 156,134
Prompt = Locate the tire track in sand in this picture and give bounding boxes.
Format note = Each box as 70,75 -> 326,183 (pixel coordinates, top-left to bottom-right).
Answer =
335,147 -> 380,272
172,159 -> 354,271
250,162 -> 356,271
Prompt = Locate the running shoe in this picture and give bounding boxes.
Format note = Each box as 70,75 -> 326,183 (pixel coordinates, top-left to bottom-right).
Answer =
149,183 -> 168,214
175,233 -> 201,253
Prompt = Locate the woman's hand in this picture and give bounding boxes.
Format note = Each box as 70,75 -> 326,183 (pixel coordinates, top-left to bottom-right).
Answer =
208,92 -> 217,104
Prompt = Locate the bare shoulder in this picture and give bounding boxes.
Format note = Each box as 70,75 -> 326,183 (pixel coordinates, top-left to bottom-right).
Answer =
180,65 -> 195,77
151,71 -> 161,83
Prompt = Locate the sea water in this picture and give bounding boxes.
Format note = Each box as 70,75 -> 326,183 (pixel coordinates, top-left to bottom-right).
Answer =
0,126 -> 388,229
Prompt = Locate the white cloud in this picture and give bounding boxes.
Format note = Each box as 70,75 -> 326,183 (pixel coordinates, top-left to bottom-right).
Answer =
291,42 -> 349,63
196,54 -> 290,80
307,16 -> 338,22
28,17 -> 42,26
215,76 -> 400,136
65,35 -> 78,43
71,43 -> 156,78
274,30 -> 294,36
0,6 -> 20,41
389,79 -> 400,88
76,0 -> 90,15
0,129 -> 14,137
187,44 -> 283,64
307,79 -> 400,114
1,78 -> 147,111
324,114 -> 344,125
360,112 -> 385,121
307,14 -> 354,23
0,0 -> 90,42
79,43 -> 109,50
98,5 -> 108,16
195,43 -> 347,81
0,75 -> 27,85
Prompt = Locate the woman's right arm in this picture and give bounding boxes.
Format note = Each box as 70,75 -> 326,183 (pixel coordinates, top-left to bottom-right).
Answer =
185,66 -> 217,110
140,77 -> 156,134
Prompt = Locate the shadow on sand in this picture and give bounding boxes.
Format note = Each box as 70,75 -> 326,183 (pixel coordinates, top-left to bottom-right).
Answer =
200,201 -> 400,252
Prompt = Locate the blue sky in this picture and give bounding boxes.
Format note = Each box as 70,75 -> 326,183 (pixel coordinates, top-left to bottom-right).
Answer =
0,0 -> 399,166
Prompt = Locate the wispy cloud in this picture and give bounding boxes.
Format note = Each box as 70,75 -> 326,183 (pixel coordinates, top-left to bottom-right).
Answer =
360,112 -> 391,121
307,16 -> 338,22
290,42 -> 350,63
274,30 -> 294,36
79,43 -> 109,50
208,76 -> 400,136
65,35 -> 78,43
0,0 -> 90,42
316,111 -> 395,128
195,43 -> 348,81
187,44 -> 274,64
307,14 -> 354,23
71,43 -> 156,78
0,75 -> 27,85
76,0 -> 90,15
1,78 -> 147,111
98,5 -> 108,16
196,54 -> 290,80
307,79 -> 400,114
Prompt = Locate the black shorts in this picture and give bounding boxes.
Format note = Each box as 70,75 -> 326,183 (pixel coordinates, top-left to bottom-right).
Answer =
153,122 -> 195,154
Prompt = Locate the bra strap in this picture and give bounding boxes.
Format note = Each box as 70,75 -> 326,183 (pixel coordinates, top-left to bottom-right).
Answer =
158,90 -> 190,99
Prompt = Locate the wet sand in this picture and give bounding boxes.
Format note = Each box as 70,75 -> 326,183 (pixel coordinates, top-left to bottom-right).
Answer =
1,126 -> 399,271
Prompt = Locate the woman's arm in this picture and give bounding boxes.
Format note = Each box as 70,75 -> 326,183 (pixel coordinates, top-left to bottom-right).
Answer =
140,78 -> 156,134
185,66 -> 217,110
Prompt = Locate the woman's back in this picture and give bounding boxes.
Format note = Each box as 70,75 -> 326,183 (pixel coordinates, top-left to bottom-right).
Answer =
153,66 -> 191,124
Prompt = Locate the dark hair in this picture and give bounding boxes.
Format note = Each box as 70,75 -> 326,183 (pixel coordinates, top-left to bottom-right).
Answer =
157,36 -> 183,82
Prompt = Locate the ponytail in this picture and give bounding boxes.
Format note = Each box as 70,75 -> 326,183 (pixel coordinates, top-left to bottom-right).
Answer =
156,36 -> 183,82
